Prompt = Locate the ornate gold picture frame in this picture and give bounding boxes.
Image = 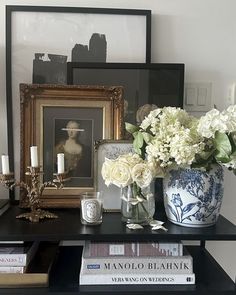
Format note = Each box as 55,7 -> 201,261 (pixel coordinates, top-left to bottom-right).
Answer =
20,84 -> 123,208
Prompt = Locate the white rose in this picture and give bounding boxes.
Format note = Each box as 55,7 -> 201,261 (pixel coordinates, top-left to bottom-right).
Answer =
110,162 -> 132,188
118,153 -> 143,168
131,163 -> 153,188
101,158 -> 115,186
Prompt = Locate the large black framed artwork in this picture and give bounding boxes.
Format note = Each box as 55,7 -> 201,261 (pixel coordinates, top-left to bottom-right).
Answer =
6,5 -> 151,196
67,62 -> 185,127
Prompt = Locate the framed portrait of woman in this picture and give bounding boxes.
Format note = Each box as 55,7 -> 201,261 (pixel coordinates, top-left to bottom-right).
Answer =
54,119 -> 92,182
20,84 -> 123,208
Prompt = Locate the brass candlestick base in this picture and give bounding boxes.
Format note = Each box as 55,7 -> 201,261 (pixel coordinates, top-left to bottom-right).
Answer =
0,167 -> 69,222
16,208 -> 58,223
0,173 -> 15,187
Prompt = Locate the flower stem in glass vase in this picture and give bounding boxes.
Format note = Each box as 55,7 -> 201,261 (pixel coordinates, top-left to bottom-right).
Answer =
121,182 -> 155,225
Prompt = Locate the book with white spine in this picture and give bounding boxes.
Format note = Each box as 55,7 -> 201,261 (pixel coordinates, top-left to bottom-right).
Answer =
0,241 -> 24,244
0,242 -> 59,287
80,255 -> 193,275
0,266 -> 25,273
79,273 -> 195,285
0,242 -> 39,267
80,245 -> 193,275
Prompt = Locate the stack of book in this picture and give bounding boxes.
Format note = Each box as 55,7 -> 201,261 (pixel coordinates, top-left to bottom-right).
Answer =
0,241 -> 38,274
79,241 -> 195,285
0,241 -> 58,287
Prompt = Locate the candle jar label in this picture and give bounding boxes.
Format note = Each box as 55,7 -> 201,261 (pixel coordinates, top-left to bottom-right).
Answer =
80,192 -> 103,225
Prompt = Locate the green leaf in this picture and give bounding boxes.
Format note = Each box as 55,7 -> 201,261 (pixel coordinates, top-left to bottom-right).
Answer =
228,132 -> 236,153
133,132 -> 144,157
214,131 -> 232,162
136,132 -> 144,148
215,154 -> 230,163
198,149 -> 215,160
142,132 -> 154,144
125,122 -> 139,134
230,150 -> 236,157
134,145 -> 142,155
214,131 -> 232,154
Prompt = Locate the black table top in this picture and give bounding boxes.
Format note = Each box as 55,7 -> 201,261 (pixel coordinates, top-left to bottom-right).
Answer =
0,206 -> 235,242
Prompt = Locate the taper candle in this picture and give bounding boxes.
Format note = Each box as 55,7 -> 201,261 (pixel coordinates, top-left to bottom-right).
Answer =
57,153 -> 65,174
30,146 -> 38,167
1,155 -> 10,174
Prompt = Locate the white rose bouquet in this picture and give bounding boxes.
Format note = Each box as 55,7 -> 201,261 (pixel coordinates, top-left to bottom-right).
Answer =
126,105 -> 236,173
101,153 -> 156,189
101,153 -> 159,224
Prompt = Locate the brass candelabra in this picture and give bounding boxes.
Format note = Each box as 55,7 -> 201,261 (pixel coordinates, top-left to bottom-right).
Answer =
0,166 -> 69,222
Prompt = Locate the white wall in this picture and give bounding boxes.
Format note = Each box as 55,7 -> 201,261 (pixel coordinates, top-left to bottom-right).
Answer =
0,0 -> 235,280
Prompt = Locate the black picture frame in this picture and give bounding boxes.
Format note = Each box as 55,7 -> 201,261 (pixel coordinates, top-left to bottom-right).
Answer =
67,62 -> 185,126
6,5 -> 151,199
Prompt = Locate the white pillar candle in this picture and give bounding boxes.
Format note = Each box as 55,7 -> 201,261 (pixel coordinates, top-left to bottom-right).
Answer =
30,146 -> 38,167
1,155 -> 10,174
57,153 -> 64,174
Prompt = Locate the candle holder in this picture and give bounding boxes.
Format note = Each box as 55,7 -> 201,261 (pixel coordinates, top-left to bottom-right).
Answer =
0,166 -> 69,222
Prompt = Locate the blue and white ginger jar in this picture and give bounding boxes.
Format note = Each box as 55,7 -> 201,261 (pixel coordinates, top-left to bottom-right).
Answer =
163,165 -> 224,227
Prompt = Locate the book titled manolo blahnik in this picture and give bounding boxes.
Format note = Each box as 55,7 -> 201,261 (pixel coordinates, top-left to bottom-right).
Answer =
80,247 -> 193,275
85,241 -> 183,257
79,273 -> 196,285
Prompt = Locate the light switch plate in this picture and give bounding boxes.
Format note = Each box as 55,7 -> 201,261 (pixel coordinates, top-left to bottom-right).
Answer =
184,82 -> 212,112
226,84 -> 236,107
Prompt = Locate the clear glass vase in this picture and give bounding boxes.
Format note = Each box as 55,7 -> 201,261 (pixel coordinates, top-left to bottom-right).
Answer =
120,182 -> 155,225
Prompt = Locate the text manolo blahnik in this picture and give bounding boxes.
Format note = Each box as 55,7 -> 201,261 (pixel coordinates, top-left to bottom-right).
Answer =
103,262 -> 190,270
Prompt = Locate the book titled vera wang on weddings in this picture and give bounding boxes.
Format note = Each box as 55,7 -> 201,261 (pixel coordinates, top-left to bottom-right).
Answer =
79,273 -> 195,285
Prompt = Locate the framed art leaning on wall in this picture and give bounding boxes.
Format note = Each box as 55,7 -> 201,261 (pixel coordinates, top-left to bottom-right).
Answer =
20,84 -> 124,208
94,140 -> 133,211
67,62 -> 185,127
6,5 -> 151,198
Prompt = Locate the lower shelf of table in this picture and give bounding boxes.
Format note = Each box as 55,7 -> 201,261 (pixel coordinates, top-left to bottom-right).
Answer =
0,245 -> 235,294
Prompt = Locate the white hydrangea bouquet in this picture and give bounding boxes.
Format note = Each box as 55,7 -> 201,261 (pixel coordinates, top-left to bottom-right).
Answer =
101,105 -> 236,229
125,105 -> 236,173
